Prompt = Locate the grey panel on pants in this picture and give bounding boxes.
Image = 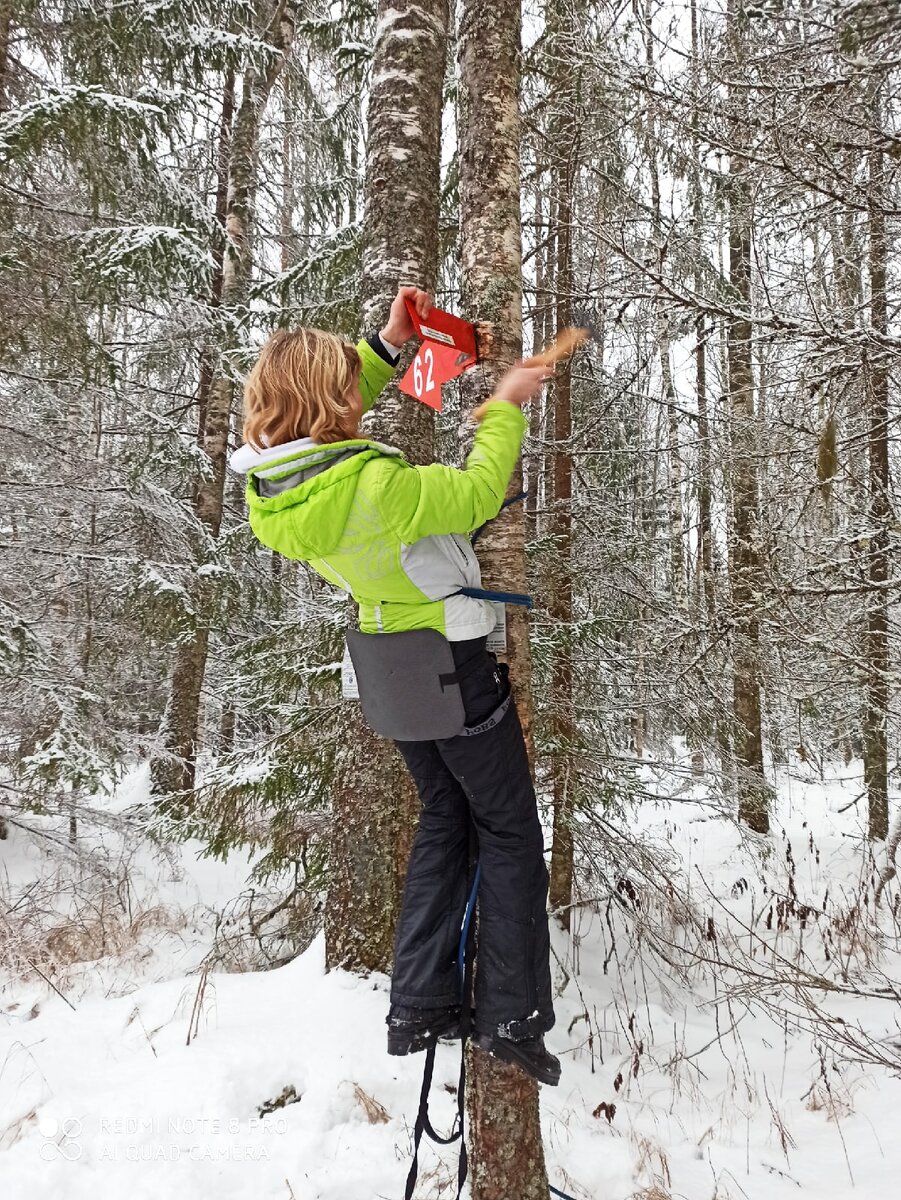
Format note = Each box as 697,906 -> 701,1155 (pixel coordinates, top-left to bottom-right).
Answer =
345,627 -> 467,741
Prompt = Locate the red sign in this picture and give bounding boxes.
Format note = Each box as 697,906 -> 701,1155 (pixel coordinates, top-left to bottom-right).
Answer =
403,298 -> 478,359
398,301 -> 477,411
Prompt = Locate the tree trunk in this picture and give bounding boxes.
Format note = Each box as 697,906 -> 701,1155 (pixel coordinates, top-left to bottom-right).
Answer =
726,0 -> 769,834
0,1 -> 13,111
864,113 -> 889,842
325,0 -> 449,973
359,0 -> 448,458
151,4 -> 295,798
643,0 -> 684,609
196,72 -> 234,457
546,1 -> 579,930
280,78 -> 295,273
458,0 -> 548,1194
690,0 -> 715,774
196,13 -> 294,536
525,181 -> 550,539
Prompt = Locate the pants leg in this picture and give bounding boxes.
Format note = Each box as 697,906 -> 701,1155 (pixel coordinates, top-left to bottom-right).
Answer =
389,737 -> 472,1008
436,647 -> 555,1039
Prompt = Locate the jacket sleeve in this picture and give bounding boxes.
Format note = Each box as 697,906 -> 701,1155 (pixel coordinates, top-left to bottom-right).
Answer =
376,400 -> 528,540
357,337 -> 397,414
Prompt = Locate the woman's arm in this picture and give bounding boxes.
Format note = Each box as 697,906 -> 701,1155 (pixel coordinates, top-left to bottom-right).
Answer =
374,364 -> 551,539
381,403 -> 526,538
357,336 -> 399,413
358,286 -> 433,414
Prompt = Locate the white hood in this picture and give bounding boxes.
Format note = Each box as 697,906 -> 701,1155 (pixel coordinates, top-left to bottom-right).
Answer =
230,435 -> 404,478
228,436 -> 318,475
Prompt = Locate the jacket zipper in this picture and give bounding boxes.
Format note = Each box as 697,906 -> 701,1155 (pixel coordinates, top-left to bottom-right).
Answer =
452,535 -> 471,570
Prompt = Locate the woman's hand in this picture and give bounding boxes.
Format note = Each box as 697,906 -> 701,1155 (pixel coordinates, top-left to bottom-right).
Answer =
380,286 -> 432,348
471,362 -> 552,422
492,363 -> 553,408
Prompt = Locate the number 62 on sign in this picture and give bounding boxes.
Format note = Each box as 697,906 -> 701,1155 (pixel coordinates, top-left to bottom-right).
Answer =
398,301 -> 478,412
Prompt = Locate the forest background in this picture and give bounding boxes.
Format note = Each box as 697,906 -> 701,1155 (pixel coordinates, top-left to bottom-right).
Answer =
6,0 -> 900,857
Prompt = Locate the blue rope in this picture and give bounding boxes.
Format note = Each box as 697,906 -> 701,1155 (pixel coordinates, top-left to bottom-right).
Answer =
455,864 -> 579,1200
470,490 -> 528,545
457,860 -> 482,987
459,585 -> 533,610
466,490 -> 533,609
418,644 -> 579,1200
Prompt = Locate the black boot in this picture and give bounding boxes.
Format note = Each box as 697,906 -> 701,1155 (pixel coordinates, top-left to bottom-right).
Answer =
473,1031 -> 561,1086
386,1005 -> 462,1055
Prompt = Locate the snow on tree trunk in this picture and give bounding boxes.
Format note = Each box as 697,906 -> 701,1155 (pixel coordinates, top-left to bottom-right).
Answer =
690,0 -> 715,626
458,0 -> 549,1194
324,0 -> 449,973
726,0 -> 769,835
152,3 -> 295,800
361,0 -> 448,457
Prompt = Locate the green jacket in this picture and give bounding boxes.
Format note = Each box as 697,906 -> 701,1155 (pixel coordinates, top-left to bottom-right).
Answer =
229,337 -> 527,640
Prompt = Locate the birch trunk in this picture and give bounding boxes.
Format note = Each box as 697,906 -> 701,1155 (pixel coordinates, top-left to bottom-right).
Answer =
644,0 -> 684,608
325,0 -> 449,972
458,0 -> 548,1192
726,0 -> 769,833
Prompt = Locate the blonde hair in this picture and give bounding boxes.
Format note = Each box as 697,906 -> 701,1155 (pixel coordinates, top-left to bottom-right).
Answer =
241,327 -> 361,450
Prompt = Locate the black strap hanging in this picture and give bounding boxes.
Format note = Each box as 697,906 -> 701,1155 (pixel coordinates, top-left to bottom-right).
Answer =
404,846 -> 480,1200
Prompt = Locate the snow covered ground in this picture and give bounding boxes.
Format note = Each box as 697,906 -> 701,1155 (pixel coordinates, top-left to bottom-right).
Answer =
1,756 -> 900,1199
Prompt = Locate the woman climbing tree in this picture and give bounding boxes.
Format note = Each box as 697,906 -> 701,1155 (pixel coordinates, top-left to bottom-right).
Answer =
229,286 -> 560,1085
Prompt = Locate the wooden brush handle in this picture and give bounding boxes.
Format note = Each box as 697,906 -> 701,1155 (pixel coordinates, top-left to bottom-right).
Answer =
470,327 -> 588,421
523,326 -> 589,367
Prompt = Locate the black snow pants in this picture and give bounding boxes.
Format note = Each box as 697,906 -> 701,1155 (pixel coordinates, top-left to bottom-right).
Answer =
390,635 -> 555,1041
